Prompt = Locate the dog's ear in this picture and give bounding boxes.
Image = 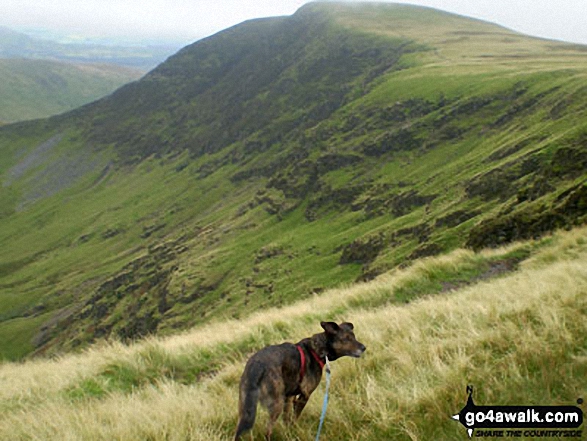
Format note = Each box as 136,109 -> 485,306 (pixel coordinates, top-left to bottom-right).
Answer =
321,321 -> 340,334
340,322 -> 354,331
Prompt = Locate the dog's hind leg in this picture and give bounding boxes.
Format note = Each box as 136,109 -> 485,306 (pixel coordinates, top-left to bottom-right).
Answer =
259,370 -> 285,440
264,397 -> 284,440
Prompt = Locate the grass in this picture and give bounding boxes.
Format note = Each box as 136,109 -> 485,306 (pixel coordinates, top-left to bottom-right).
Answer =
0,59 -> 142,123
0,225 -> 586,440
0,312 -> 51,359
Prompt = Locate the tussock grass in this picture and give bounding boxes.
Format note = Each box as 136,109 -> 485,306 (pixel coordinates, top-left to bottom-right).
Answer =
1,227 -> 587,440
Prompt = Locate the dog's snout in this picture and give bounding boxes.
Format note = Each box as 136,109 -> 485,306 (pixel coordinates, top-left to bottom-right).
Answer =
351,342 -> 367,358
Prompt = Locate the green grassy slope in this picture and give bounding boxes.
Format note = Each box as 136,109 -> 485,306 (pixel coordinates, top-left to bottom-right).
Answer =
0,226 -> 585,440
0,59 -> 143,123
0,3 -> 586,360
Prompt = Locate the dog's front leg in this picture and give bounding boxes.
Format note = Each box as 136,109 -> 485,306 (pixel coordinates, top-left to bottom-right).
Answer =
293,393 -> 310,419
283,396 -> 295,424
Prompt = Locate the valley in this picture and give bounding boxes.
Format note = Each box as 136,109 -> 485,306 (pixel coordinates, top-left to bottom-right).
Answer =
0,3 -> 585,362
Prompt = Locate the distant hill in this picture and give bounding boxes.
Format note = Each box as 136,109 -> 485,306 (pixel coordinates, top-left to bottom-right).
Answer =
0,58 -> 142,123
0,3 -> 586,359
0,25 -> 179,123
0,26 -> 181,70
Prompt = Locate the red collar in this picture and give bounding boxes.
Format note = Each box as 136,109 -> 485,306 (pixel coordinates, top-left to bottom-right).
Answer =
296,344 -> 325,381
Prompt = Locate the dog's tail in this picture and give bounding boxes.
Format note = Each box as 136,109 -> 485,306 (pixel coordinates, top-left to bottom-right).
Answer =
235,362 -> 264,440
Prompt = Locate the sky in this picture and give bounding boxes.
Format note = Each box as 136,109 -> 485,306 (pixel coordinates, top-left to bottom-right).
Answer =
1,0 -> 587,46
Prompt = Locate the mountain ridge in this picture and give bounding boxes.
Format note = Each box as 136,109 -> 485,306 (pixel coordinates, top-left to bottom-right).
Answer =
64,6 -> 420,163
0,2 -> 586,360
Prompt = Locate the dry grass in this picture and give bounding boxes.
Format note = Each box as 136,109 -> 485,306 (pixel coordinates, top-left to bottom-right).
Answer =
1,227 -> 586,440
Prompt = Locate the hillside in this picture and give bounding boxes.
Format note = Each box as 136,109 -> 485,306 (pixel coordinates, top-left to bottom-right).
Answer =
1,226 -> 586,440
0,59 -> 142,123
0,3 -> 586,360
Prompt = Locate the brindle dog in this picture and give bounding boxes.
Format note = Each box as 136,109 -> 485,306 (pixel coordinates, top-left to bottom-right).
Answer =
234,321 -> 366,440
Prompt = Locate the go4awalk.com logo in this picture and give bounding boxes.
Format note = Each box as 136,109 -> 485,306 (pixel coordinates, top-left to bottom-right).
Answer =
452,386 -> 583,438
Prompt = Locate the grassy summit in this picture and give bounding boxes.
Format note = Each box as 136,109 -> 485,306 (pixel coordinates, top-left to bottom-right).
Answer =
0,3 -> 585,360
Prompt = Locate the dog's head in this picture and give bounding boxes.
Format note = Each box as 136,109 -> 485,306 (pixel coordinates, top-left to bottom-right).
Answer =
320,321 -> 366,360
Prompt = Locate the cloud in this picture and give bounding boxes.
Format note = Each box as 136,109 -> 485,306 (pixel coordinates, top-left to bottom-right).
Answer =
0,0 -> 310,42
1,0 -> 587,45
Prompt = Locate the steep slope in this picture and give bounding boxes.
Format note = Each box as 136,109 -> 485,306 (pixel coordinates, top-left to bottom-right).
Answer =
0,59 -> 142,123
0,3 -> 586,360
1,226 -> 586,440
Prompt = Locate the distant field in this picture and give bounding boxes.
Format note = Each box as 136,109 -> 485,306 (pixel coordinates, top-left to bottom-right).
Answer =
0,59 -> 142,123
0,25 -> 181,70
0,225 -> 585,440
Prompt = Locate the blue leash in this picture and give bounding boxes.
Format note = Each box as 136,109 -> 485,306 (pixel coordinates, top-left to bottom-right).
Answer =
315,356 -> 331,441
